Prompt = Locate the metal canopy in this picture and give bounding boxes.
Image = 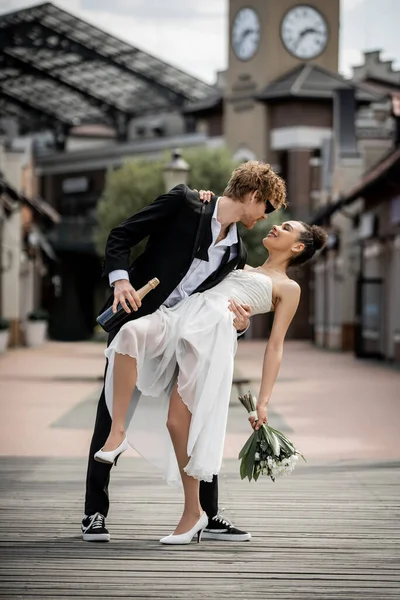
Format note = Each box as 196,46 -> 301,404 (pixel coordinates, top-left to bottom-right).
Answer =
0,2 -> 214,135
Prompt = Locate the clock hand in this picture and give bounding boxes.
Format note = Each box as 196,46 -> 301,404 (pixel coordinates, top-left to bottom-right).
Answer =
240,28 -> 255,43
294,27 -> 319,51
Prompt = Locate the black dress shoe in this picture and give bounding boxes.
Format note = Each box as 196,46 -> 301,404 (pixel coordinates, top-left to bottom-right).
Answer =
202,513 -> 251,541
81,513 -> 110,542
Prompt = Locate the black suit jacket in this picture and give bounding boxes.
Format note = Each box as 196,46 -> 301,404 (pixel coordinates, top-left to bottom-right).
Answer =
101,184 -> 247,333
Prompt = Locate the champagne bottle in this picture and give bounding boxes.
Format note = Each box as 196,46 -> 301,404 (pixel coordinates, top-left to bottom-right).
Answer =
137,277 -> 160,299
96,277 -> 160,333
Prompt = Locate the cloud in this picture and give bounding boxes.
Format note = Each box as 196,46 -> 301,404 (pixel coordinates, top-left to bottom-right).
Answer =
0,0 -> 83,14
78,7 -> 226,82
81,0 -> 225,20
340,48 -> 364,77
1,0 -> 399,83
72,0 -> 227,84
0,0 -> 227,83
340,0 -> 400,74
341,0 -> 367,10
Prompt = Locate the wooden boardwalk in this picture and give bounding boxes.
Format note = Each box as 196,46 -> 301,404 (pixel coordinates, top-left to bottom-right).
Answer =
0,456 -> 399,599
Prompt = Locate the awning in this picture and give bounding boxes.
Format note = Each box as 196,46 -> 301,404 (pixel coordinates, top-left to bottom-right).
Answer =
0,178 -> 61,224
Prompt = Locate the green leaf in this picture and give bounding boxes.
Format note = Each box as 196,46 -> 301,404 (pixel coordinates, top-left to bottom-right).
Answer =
269,427 -> 297,454
262,426 -> 275,454
248,392 -> 256,412
265,428 -> 280,457
238,432 -> 256,459
270,427 -> 295,448
245,432 -> 259,481
240,456 -> 248,480
277,437 -> 295,455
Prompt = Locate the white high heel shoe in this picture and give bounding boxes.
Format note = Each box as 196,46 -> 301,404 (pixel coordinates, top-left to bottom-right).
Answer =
160,512 -> 208,545
94,436 -> 128,466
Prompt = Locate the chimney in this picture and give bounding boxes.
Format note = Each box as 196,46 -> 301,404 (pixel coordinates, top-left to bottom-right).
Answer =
333,88 -> 359,159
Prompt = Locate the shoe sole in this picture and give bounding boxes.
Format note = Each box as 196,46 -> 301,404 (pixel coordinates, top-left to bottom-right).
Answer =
82,532 -> 110,542
93,456 -> 114,464
202,532 -> 251,541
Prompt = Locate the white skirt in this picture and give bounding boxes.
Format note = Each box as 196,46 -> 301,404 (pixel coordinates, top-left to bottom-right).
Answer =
104,291 -> 237,486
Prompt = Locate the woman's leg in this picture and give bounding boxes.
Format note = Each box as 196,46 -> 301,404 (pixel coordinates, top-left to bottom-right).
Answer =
102,353 -> 138,451
167,382 -> 203,534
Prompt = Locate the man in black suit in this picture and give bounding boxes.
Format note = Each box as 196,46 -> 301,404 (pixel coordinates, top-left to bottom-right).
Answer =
82,161 -> 286,543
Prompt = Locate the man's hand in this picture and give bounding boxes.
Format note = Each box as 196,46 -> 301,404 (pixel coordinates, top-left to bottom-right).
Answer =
113,280 -> 142,314
228,299 -> 251,332
249,403 -> 268,431
193,189 -> 215,203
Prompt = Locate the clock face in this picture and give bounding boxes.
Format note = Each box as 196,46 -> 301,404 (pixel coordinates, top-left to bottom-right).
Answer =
281,5 -> 328,60
232,7 -> 260,61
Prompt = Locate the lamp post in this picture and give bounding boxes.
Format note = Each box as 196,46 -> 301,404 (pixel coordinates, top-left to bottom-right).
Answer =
163,148 -> 190,192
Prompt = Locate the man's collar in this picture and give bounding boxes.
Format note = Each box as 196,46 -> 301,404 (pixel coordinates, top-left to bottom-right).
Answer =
212,197 -> 238,246
212,197 -> 220,220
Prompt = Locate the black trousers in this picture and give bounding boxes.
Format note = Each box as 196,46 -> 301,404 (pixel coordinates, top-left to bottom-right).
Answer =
84,367 -> 219,519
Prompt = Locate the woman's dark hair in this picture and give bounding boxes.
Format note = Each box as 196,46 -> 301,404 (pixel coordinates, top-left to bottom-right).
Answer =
289,222 -> 328,267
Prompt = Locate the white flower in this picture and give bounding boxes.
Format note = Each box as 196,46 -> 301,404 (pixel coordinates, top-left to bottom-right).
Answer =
255,452 -> 260,461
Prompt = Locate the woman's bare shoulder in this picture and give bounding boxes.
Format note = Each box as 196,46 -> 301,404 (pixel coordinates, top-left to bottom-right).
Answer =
279,278 -> 301,298
273,276 -> 300,301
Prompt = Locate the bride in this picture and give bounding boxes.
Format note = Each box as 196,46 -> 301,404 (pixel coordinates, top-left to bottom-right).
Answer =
94,219 -> 327,544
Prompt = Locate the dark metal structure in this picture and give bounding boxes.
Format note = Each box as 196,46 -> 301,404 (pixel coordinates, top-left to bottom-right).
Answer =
0,2 -> 214,143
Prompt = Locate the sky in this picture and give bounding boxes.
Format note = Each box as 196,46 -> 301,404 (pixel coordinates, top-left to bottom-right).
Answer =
0,0 -> 399,84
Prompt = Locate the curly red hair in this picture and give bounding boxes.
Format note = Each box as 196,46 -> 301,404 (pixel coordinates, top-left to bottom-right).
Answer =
223,161 -> 287,210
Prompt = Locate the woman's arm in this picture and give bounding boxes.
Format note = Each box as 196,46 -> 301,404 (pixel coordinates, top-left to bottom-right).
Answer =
251,280 -> 301,430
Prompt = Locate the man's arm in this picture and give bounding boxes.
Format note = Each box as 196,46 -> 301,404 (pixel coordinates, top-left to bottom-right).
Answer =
104,184 -> 187,277
103,184 -> 187,313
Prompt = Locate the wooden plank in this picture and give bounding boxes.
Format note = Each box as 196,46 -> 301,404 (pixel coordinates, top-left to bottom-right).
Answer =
0,457 -> 399,600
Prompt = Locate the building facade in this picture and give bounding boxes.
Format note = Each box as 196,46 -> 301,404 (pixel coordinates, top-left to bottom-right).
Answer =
310,67 -> 400,364
1,1 -> 398,344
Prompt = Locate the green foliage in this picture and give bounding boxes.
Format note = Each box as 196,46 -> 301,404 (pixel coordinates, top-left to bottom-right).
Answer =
27,308 -> 49,321
94,159 -> 164,258
0,318 -> 9,331
182,147 -> 238,195
94,147 -> 289,267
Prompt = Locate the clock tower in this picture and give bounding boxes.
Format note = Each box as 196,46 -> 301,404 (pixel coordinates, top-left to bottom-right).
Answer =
224,0 -> 340,159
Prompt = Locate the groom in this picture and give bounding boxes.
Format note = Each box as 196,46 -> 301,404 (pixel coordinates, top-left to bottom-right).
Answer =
82,160 -> 286,542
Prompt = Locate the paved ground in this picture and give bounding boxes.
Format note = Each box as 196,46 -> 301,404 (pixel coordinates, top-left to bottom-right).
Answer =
0,339 -> 399,599
1,339 -> 399,462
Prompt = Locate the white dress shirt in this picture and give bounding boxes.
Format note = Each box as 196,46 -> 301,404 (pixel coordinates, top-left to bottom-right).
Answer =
109,198 -> 238,308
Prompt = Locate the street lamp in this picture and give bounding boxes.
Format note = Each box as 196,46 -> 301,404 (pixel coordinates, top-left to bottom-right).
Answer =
163,149 -> 190,192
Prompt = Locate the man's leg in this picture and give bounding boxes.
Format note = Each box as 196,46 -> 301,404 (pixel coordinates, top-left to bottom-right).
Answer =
82,384 -> 113,542
199,477 -> 218,520
200,472 -> 251,542
82,324 -> 122,541
82,334 -> 114,541
84,384 -> 112,518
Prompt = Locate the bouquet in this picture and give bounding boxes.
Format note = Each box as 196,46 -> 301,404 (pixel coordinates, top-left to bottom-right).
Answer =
238,392 -> 305,482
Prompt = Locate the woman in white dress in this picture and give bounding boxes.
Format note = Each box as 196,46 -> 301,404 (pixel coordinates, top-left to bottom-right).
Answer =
94,219 -> 327,544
